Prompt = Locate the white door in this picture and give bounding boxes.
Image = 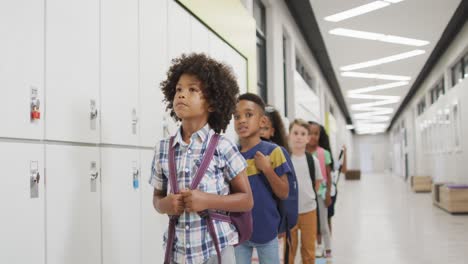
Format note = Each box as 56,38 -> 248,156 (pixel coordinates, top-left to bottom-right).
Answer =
359,142 -> 373,173
208,33 -> 227,62
168,1 -> 191,61
191,16 -> 210,54
0,142 -> 45,263
45,145 -> 101,264
139,0 -> 167,148
45,0 -> 100,143
165,1 -> 194,138
372,142 -> 386,173
227,50 -> 248,94
140,149 -> 168,264
101,147 -> 141,264
0,0 -> 44,140
223,49 -> 247,141
101,0 -> 139,146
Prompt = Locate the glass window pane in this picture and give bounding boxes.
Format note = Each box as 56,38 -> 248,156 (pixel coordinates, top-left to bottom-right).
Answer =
440,79 -> 445,95
464,54 -> 468,79
253,0 -> 265,34
452,61 -> 463,86
283,36 -> 288,117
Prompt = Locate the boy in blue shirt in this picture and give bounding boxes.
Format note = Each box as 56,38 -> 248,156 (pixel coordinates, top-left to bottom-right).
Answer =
233,93 -> 291,264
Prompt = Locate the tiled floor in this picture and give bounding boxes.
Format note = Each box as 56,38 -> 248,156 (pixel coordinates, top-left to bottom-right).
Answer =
330,173 -> 468,264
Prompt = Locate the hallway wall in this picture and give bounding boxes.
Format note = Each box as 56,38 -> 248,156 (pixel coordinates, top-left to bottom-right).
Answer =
354,134 -> 391,173
390,21 -> 468,184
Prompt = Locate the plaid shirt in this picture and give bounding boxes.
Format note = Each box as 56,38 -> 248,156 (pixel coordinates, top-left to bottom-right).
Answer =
149,124 -> 247,264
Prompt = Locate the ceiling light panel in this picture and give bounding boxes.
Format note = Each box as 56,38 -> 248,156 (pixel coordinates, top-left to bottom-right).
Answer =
341,72 -> 411,81
383,0 -> 404,3
348,81 -> 409,94
340,50 -> 425,71
329,28 -> 429,46
324,1 -> 390,22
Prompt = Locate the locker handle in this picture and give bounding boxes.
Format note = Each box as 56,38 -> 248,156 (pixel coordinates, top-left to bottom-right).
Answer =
90,171 -> 99,180
32,172 -> 40,184
90,109 -> 98,120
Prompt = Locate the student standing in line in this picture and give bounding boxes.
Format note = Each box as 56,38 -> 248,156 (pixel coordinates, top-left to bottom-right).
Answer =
316,125 -> 335,233
260,105 -> 290,153
317,125 -> 347,234
234,93 -> 291,264
150,53 -> 253,264
307,121 -> 333,259
287,119 -> 323,264
260,105 -> 299,263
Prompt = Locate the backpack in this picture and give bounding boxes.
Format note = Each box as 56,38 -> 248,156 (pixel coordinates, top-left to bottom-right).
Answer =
305,152 -> 321,236
164,134 -> 253,264
277,146 -> 299,236
279,147 -> 299,264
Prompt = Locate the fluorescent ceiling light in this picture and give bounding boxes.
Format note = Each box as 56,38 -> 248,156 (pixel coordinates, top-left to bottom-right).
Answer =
348,81 -> 409,95
382,35 -> 429,46
341,72 -> 411,81
384,0 -> 404,3
340,50 -> 425,71
329,28 -> 429,47
346,125 -> 355,130
353,115 -> 390,122
324,1 -> 391,22
350,96 -> 400,109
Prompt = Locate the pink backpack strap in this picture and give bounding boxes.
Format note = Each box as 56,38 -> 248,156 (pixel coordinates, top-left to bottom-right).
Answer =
317,147 -> 327,184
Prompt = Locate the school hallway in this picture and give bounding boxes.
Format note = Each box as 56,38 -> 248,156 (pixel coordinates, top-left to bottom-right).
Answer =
328,173 -> 468,264
3,1 -> 468,263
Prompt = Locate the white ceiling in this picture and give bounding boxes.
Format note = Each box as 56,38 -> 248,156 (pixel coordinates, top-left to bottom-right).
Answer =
310,0 -> 460,134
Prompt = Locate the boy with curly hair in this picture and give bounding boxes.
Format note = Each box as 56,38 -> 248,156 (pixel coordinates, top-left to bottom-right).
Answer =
149,53 -> 253,264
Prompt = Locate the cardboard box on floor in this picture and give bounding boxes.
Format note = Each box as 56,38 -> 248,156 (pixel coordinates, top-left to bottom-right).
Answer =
433,183 -> 468,214
345,170 -> 361,180
411,176 -> 432,192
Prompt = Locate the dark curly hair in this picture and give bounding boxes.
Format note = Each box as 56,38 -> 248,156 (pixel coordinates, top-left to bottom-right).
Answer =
160,53 -> 240,134
308,121 -> 335,170
264,105 -> 290,153
237,93 -> 265,112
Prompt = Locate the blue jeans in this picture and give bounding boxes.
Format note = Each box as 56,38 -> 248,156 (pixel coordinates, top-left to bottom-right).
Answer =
234,237 -> 280,264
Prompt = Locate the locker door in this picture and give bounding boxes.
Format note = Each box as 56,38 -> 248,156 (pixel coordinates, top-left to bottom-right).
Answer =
139,0 -> 167,147
45,0 -> 100,143
45,145 -> 101,264
101,147 -> 141,264
168,1 -> 191,61
140,149 -> 168,264
0,142 -> 45,263
208,33 -> 227,62
191,17 -> 210,54
101,0 -> 139,146
0,0 -> 44,139
226,49 -> 248,94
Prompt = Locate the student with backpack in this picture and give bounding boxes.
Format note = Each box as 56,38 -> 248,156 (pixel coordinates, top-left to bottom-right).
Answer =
316,125 -> 336,234
287,119 -> 323,264
307,121 -> 333,259
234,93 -> 291,264
149,53 -> 253,264
260,105 -> 298,232
260,105 -> 299,263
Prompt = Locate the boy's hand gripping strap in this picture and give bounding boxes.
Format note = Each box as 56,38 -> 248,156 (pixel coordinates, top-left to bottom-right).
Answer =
164,134 -> 221,264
